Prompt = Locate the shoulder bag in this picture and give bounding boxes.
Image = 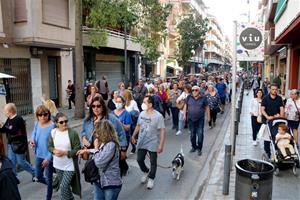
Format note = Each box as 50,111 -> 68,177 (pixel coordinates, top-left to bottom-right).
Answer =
293,100 -> 300,121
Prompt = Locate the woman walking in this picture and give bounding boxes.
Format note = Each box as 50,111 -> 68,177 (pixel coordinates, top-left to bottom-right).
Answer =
86,85 -> 101,107
250,89 -> 263,146
0,103 -> 36,179
107,90 -> 118,111
30,105 -> 55,200
48,113 -> 81,200
285,89 -> 300,146
176,84 -> 192,135
157,85 -> 169,118
206,84 -> 222,129
77,120 -> 122,200
169,83 -> 181,131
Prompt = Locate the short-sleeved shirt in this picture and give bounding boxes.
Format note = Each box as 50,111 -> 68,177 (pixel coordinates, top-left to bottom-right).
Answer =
187,95 -> 208,121
137,110 -> 165,152
216,83 -> 226,97
113,110 -> 132,137
261,94 -> 283,120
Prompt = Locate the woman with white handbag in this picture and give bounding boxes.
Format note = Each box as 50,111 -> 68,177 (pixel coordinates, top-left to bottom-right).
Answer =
250,89 -> 264,146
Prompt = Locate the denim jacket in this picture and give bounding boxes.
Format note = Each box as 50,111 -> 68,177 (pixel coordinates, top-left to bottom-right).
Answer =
80,113 -> 127,147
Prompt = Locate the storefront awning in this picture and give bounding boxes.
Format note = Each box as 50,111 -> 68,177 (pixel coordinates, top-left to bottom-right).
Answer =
274,0 -> 287,23
166,59 -> 183,71
0,73 -> 15,79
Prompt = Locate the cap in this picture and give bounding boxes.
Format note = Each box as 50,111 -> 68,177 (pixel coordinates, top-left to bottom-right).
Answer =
192,85 -> 200,90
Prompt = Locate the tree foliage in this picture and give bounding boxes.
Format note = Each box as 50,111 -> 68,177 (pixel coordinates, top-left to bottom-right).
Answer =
176,13 -> 208,65
83,0 -> 171,61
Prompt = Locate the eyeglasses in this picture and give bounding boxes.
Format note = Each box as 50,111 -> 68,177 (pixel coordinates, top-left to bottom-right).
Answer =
37,113 -> 49,117
92,104 -> 102,109
58,120 -> 68,124
192,89 -> 199,92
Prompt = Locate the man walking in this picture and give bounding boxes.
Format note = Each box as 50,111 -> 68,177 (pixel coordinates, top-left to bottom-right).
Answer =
66,80 -> 75,109
215,78 -> 226,114
132,96 -> 165,189
96,76 -> 109,100
183,85 -> 210,156
261,84 -> 284,158
133,79 -> 148,111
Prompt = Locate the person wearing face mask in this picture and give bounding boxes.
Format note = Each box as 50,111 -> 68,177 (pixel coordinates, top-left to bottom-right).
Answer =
131,96 -> 165,190
112,96 -> 132,176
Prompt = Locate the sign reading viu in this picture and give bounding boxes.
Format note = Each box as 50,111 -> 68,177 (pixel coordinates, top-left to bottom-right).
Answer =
236,23 -> 264,61
239,28 -> 263,50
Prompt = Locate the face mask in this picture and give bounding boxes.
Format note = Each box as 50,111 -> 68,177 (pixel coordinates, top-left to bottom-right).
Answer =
115,103 -> 123,110
141,103 -> 148,111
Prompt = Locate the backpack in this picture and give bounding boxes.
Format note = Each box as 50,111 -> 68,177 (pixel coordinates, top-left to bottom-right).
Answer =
82,144 -> 116,184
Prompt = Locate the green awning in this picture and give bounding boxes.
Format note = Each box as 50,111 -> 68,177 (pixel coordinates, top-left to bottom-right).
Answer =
274,0 -> 288,23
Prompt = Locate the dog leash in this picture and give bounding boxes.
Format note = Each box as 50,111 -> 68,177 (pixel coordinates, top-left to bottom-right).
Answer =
146,153 -> 172,169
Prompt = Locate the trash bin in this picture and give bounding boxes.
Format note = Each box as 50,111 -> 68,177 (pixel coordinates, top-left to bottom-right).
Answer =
235,159 -> 274,200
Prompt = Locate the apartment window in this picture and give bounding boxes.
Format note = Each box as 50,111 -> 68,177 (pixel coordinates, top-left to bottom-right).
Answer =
14,0 -> 27,22
42,0 -> 69,28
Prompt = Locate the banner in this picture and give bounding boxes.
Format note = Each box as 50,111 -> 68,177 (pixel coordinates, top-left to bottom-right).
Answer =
236,22 -> 264,61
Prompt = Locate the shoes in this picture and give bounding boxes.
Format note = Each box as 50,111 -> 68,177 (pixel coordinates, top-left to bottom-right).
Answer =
68,107 -> 72,110
141,172 -> 149,184
220,111 -> 224,114
130,148 -> 136,154
253,141 -> 258,146
190,148 -> 196,153
32,176 -> 38,182
284,156 -> 291,160
209,126 -> 213,129
213,122 -> 216,127
147,178 -> 154,189
176,130 -> 182,135
197,149 -> 202,156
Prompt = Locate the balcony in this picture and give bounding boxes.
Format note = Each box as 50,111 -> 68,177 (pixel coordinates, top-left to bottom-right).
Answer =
82,28 -> 144,53
13,0 -> 75,48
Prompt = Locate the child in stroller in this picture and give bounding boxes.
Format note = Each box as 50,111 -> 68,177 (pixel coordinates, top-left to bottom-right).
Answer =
275,124 -> 296,160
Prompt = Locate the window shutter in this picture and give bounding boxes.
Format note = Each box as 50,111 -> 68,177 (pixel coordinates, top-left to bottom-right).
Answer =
14,0 -> 27,22
42,0 -> 69,28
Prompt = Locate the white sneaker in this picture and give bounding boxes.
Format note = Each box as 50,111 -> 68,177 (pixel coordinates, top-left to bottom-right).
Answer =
147,178 -> 154,189
176,130 -> 182,135
141,173 -> 148,184
253,141 -> 257,146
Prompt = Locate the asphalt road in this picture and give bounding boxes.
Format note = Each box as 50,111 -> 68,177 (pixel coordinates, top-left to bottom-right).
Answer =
18,107 -> 231,200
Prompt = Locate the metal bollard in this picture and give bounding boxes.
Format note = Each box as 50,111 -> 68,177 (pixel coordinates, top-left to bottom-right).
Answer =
223,145 -> 232,195
235,120 -> 239,135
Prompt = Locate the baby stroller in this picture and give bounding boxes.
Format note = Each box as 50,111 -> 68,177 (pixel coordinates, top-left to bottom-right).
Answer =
262,118 -> 300,176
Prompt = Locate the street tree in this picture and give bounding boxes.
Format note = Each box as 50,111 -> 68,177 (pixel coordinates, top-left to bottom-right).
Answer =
83,0 -> 171,62
176,12 -> 208,66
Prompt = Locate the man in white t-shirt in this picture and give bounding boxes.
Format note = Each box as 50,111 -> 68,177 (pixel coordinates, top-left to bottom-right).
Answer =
144,78 -> 154,91
132,96 -> 165,190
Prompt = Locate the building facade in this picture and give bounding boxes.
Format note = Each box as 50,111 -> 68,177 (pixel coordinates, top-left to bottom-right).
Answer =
263,0 -> 300,94
0,0 -> 75,114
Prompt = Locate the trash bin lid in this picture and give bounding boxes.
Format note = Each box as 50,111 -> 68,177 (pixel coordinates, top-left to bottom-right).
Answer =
235,159 -> 275,180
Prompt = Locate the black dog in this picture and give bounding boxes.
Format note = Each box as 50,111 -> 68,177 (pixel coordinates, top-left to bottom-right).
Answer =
171,153 -> 184,180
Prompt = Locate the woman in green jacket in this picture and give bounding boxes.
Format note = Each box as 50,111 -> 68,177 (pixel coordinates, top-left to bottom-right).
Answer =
48,112 -> 81,200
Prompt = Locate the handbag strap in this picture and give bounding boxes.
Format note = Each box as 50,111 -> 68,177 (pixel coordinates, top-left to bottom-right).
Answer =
293,100 -> 300,115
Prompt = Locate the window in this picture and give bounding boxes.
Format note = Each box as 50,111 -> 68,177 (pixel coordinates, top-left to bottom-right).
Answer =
42,0 -> 69,28
14,0 -> 27,22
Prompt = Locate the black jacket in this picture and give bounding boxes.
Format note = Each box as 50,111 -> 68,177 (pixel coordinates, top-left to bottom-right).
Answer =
0,156 -> 21,200
0,115 -> 27,144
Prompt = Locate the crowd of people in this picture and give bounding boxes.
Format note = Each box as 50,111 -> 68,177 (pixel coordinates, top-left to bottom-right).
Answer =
0,72 -> 238,200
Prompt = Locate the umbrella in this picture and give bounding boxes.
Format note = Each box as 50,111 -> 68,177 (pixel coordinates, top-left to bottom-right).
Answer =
0,72 -> 15,78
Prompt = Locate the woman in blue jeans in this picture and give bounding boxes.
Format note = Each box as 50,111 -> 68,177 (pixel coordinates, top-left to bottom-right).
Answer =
77,120 -> 122,200
0,103 -> 36,180
30,105 -> 55,200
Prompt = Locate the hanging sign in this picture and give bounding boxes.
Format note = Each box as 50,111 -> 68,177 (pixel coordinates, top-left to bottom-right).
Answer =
236,22 -> 264,61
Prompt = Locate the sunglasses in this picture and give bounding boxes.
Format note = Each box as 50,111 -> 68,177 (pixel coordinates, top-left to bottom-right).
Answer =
58,120 -> 68,124
92,104 -> 102,108
37,113 -> 49,117
192,89 -> 199,92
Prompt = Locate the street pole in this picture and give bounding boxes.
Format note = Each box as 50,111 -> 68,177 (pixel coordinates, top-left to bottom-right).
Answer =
74,0 -> 85,119
230,21 -> 237,158
124,24 -> 128,86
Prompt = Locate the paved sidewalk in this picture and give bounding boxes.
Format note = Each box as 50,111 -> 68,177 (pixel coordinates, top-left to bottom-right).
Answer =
200,90 -> 300,200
